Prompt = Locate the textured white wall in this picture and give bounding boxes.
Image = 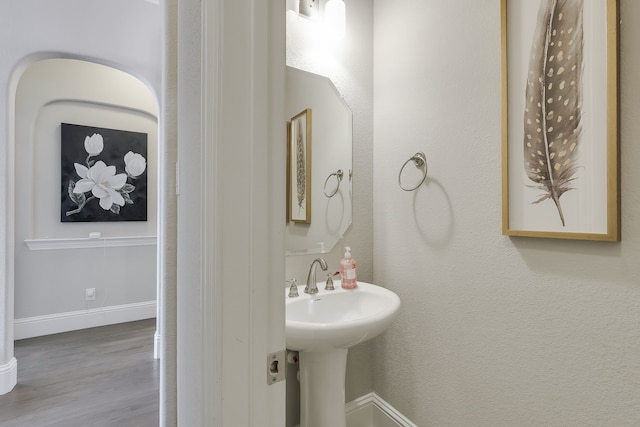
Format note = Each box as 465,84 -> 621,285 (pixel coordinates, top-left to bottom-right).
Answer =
373,0 -> 640,425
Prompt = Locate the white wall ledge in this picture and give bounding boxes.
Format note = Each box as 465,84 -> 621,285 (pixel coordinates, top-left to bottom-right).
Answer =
24,235 -> 157,251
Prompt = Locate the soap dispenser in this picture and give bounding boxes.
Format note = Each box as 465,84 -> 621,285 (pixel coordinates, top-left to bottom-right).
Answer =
339,246 -> 357,289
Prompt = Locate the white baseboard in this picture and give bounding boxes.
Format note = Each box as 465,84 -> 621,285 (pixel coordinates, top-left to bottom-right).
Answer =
346,392 -> 417,427
14,301 -> 157,340
0,357 -> 17,395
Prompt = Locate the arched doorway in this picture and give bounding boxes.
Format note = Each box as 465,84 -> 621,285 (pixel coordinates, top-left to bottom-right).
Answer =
0,1 -> 165,400
3,57 -> 163,421
13,58 -> 160,340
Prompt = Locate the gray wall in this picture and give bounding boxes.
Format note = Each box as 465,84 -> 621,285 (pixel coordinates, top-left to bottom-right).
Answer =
373,0 -> 640,425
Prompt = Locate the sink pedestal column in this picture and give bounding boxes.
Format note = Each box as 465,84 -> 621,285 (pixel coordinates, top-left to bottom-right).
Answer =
299,348 -> 348,427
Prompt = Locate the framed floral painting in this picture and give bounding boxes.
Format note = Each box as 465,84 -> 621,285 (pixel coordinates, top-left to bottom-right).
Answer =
61,123 -> 148,222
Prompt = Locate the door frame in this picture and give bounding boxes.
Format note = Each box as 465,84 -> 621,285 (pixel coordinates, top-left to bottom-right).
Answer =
174,0 -> 286,424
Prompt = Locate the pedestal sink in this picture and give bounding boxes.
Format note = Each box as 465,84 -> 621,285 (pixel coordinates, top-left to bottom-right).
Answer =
285,281 -> 401,427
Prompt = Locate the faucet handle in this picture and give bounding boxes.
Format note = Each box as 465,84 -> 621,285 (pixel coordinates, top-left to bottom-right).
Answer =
325,271 -> 338,291
287,279 -> 299,298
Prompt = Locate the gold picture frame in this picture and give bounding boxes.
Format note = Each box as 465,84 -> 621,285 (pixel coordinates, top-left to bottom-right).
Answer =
287,109 -> 312,223
501,0 -> 620,241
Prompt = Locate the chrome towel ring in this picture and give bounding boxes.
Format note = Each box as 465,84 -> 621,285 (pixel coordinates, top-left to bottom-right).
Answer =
323,169 -> 343,198
398,152 -> 427,191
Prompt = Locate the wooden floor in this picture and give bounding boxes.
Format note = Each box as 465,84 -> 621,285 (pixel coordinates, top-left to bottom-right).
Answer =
0,319 -> 159,427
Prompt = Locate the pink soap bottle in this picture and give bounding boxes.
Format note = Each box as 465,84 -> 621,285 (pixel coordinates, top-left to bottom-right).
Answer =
340,246 -> 357,289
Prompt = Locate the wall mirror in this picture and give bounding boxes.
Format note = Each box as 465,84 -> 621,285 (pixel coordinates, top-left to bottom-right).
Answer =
285,66 -> 353,255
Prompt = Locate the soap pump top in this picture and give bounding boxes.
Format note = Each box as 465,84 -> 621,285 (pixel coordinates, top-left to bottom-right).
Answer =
340,246 -> 357,289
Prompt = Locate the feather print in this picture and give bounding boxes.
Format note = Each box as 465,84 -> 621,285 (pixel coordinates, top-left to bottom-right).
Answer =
295,119 -> 306,210
523,0 -> 583,226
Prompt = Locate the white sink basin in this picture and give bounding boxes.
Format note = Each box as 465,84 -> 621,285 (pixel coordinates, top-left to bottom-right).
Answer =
286,280 -> 401,427
286,281 -> 401,352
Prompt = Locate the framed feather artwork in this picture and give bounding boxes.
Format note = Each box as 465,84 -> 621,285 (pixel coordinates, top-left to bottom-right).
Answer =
287,109 -> 312,223
501,0 -> 620,241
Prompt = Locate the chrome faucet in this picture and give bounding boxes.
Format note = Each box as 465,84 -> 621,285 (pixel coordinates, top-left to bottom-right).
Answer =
305,258 -> 328,294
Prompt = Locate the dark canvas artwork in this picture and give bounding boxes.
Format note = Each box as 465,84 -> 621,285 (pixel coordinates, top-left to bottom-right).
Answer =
61,123 -> 148,222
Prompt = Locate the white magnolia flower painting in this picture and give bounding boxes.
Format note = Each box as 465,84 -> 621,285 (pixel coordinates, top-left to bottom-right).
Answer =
61,123 -> 148,222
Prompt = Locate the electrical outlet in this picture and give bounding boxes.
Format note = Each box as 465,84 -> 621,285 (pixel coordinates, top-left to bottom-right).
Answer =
85,288 -> 96,301
298,0 -> 319,19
